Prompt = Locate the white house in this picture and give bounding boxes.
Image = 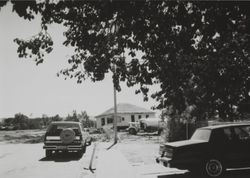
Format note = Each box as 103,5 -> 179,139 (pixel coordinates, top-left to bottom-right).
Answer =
95,103 -> 156,129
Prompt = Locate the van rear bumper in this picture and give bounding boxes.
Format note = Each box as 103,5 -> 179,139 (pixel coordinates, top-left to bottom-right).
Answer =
43,144 -> 84,151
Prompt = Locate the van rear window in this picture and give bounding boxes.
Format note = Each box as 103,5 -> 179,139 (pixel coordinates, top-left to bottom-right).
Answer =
47,123 -> 80,135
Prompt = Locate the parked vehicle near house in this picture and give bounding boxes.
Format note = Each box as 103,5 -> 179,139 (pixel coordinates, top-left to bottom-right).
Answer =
95,103 -> 156,129
156,123 -> 250,177
127,118 -> 164,135
127,121 -> 140,135
43,121 -> 91,157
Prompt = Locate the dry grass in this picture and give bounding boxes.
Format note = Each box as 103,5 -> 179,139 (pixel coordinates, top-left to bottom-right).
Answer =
0,129 -> 114,144
0,129 -> 46,143
0,128 -> 162,146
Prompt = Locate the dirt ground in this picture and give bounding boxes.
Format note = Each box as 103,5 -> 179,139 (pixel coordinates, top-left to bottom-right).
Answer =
0,129 -> 165,178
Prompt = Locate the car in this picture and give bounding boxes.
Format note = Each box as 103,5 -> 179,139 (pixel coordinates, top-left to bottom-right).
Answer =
43,121 -> 91,157
156,123 -> 250,177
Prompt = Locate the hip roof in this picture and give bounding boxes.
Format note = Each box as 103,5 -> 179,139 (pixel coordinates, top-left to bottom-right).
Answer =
96,103 -> 155,118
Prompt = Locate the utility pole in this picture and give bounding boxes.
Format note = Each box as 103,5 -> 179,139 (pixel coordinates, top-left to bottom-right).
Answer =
110,20 -> 119,144
113,77 -> 118,144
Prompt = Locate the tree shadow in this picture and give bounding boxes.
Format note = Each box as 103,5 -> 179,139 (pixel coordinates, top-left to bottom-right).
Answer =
158,168 -> 250,178
39,152 -> 82,162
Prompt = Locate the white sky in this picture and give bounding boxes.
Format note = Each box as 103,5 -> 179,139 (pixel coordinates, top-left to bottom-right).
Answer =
0,3 -> 160,118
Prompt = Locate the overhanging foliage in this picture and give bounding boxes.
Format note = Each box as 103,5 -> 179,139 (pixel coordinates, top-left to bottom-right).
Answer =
1,0 -> 249,120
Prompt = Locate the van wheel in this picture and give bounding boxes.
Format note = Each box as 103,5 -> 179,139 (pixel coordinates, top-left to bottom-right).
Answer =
157,129 -> 163,136
128,128 -> 137,135
205,159 -> 225,177
82,145 -> 86,153
45,150 -> 52,157
78,146 -> 86,157
77,150 -> 83,157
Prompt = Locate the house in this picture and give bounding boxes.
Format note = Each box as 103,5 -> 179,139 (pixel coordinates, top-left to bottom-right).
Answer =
95,103 -> 156,129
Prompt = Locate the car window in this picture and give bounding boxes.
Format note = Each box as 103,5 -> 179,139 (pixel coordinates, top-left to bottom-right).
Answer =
210,129 -> 228,144
191,129 -> 211,141
234,126 -> 250,140
223,128 -> 233,140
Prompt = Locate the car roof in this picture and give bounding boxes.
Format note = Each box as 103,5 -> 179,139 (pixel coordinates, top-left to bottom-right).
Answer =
198,122 -> 250,130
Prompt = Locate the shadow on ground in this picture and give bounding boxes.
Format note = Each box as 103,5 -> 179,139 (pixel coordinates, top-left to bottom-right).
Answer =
39,152 -> 82,162
158,169 -> 250,178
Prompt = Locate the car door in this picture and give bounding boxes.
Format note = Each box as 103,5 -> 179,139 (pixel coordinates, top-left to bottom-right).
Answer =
221,127 -> 244,166
232,126 -> 250,166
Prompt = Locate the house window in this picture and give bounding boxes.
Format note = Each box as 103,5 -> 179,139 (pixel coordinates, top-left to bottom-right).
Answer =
146,115 -> 149,118
101,118 -> 105,126
122,117 -> 125,121
138,115 -> 141,119
107,118 -> 113,124
131,115 -> 135,122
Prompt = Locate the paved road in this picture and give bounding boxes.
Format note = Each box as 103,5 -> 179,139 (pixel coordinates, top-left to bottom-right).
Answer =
0,143 -> 97,178
134,164 -> 250,178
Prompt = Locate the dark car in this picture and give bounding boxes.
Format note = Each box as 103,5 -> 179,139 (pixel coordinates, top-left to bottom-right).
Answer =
43,121 -> 91,157
156,123 -> 250,177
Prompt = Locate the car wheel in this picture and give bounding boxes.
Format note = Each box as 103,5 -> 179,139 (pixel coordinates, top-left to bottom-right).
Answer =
205,159 -> 224,177
45,150 -> 52,157
128,128 -> 137,135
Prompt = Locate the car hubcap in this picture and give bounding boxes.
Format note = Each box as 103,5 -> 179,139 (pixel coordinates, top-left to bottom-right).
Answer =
206,159 -> 223,177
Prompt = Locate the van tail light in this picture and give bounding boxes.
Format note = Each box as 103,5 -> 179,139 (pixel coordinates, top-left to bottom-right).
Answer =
75,136 -> 81,140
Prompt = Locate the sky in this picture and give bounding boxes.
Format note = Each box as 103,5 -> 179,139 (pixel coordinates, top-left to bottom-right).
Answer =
0,3 -> 160,118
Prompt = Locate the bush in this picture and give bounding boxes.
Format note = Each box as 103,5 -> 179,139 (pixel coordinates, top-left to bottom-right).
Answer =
163,116 -> 186,142
161,115 -> 210,142
160,105 -> 208,142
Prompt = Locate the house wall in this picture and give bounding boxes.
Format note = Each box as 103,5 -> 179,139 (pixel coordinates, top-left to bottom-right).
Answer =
95,113 -> 155,129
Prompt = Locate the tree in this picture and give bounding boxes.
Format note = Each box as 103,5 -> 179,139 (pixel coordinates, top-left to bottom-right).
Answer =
3,118 -> 14,126
41,114 -> 50,126
65,110 -> 79,122
13,113 -> 29,130
51,114 -> 63,122
1,1 -> 249,121
78,111 -> 94,128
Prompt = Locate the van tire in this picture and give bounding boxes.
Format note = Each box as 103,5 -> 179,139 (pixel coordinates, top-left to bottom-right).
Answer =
45,150 -> 52,157
128,128 -> 137,135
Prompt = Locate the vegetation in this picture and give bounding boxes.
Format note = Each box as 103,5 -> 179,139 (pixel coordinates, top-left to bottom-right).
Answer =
160,108 -> 206,142
1,113 -> 62,130
65,110 -> 95,128
41,114 -> 63,127
1,111 -> 94,130
3,113 -> 42,130
0,1 -> 249,122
